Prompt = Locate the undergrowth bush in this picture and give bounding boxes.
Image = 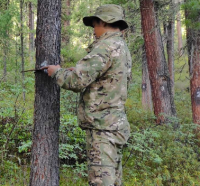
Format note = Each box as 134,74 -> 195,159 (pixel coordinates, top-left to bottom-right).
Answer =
123,121 -> 200,185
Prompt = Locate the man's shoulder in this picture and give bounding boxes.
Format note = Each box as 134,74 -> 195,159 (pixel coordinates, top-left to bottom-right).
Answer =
96,35 -> 125,52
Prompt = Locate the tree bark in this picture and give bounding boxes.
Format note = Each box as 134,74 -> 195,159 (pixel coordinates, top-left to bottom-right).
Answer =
167,2 -> 175,95
65,0 -> 70,27
28,2 -> 35,63
2,0 -> 10,82
15,39 -> 18,84
140,0 -> 176,123
20,0 -> 25,100
185,1 -> 200,125
29,2 -> 34,51
62,0 -> 71,44
142,47 -> 152,111
177,11 -> 183,56
3,45 -> 7,82
29,0 -> 61,185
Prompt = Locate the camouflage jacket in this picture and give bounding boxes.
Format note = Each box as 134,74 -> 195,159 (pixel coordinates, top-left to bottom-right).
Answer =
52,32 -> 132,131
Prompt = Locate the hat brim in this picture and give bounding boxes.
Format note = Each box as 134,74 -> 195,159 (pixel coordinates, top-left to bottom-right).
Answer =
83,16 -> 128,31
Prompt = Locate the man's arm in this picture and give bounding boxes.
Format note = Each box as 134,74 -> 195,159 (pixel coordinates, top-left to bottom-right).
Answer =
44,41 -> 112,92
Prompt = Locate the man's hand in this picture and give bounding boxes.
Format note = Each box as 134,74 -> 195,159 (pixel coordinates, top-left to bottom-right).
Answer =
67,67 -> 75,71
41,65 -> 75,77
41,65 -> 61,77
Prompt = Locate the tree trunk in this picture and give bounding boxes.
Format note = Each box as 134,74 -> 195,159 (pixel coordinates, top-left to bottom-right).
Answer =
29,0 -> 61,185
177,11 -> 183,56
142,47 -> 152,111
175,0 -> 183,56
3,46 -> 7,81
28,2 -> 35,63
140,0 -> 176,123
62,0 -> 70,44
185,2 -> 200,125
2,0 -> 10,82
29,2 -> 34,51
167,2 -> 175,95
15,39 -> 18,84
20,0 -> 25,100
65,0 -> 70,27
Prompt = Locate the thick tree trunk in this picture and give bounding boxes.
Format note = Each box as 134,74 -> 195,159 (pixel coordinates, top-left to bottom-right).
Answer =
142,47 -> 152,111
140,0 -> 176,123
20,0 -> 25,100
29,0 -> 61,185
185,2 -> 200,125
191,55 -> 200,125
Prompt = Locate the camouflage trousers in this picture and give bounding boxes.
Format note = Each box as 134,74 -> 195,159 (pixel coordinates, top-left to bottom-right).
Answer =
86,126 -> 130,186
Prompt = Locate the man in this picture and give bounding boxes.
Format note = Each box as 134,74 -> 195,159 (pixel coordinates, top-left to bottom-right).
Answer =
43,4 -> 132,186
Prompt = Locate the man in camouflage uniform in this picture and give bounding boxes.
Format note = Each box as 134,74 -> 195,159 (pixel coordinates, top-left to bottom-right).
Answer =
43,4 -> 132,186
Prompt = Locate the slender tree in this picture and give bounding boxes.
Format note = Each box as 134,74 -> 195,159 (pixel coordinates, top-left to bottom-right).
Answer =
185,0 -> 200,125
28,2 -> 34,51
142,46 -> 152,111
140,0 -> 176,123
28,1 -> 35,63
176,0 -> 183,56
3,44 -> 7,81
20,0 -> 25,100
29,0 -> 61,185
62,0 -> 71,44
2,0 -> 10,82
166,0 -> 176,94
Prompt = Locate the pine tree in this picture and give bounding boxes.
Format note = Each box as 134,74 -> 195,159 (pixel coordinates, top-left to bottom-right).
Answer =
140,0 -> 176,123
30,0 -> 61,185
185,0 -> 200,125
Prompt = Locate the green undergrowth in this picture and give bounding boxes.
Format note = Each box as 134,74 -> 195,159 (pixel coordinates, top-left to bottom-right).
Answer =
123,121 -> 200,186
0,53 -> 198,185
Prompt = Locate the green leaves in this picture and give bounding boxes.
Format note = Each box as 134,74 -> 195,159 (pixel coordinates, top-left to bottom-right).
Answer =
182,0 -> 200,29
123,122 -> 200,185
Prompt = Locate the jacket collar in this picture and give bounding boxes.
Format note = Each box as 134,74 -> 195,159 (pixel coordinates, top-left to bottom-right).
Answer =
86,31 -> 122,53
96,31 -> 122,40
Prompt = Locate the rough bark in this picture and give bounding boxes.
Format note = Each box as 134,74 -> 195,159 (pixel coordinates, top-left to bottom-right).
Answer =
29,0 -> 61,185
185,2 -> 200,125
142,47 -> 152,111
140,0 -> 176,123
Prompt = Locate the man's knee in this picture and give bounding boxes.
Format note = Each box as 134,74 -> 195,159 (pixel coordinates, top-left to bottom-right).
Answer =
88,165 -> 120,186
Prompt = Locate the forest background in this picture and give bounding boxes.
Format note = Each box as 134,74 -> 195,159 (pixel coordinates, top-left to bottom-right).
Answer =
0,0 -> 200,185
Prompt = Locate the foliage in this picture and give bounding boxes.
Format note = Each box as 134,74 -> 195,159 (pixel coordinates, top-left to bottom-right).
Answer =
0,0 -> 200,185
182,0 -> 200,29
123,121 -> 200,185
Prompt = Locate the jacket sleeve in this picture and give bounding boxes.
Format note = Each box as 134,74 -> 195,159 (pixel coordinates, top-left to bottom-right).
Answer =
52,41 -> 112,92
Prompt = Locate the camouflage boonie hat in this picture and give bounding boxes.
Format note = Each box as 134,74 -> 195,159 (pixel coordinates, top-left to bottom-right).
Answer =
83,4 -> 128,31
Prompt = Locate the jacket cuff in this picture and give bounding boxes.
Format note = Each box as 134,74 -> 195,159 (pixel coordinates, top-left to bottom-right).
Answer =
51,68 -> 62,78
